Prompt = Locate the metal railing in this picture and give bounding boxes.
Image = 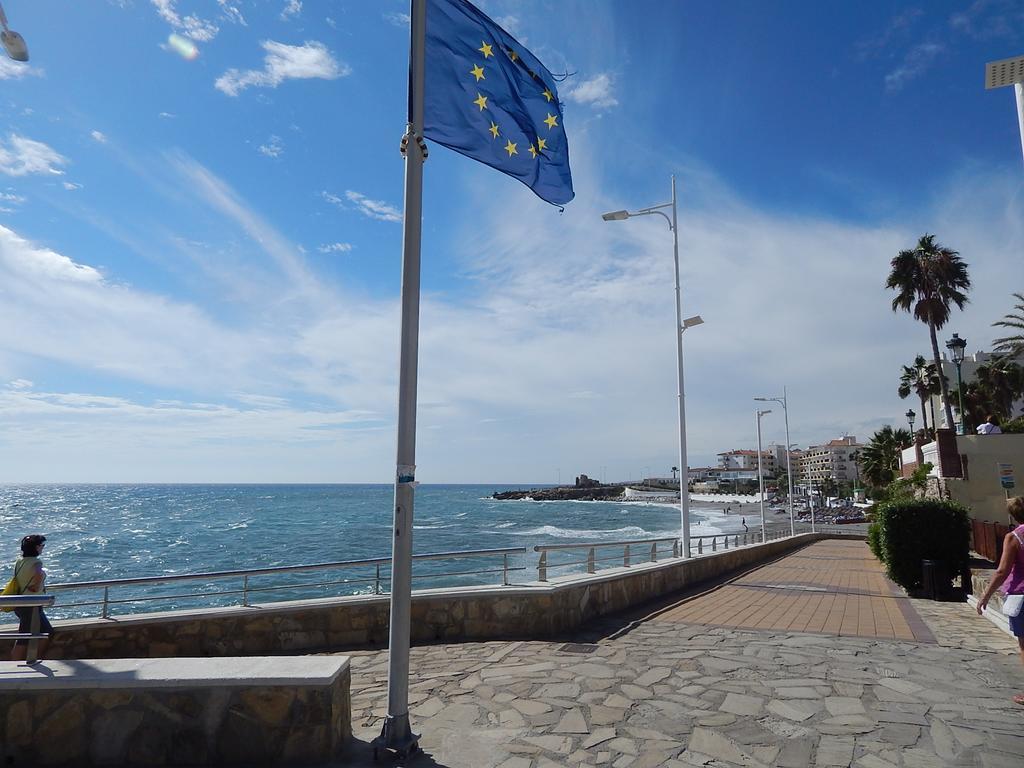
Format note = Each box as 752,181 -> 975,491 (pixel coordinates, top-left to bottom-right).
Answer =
46,547 -> 527,619
0,594 -> 55,663
533,528 -> 801,581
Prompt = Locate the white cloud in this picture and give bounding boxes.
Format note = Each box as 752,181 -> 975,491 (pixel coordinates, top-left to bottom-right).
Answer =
63,181 -> 82,191
384,12 -> 410,27
0,192 -> 25,204
494,15 -> 521,36
344,190 -> 402,222
564,73 -> 618,109
215,40 -> 349,96
318,242 -> 353,253
150,0 -> 219,42
0,57 -> 41,80
281,0 -> 302,20
258,135 -> 284,158
158,112 -> 176,119
90,130 -> 108,144
0,134 -> 67,177
8,379 -> 32,390
885,42 -> 944,91
0,225 -> 102,284
325,16 -> 337,29
217,0 -> 246,26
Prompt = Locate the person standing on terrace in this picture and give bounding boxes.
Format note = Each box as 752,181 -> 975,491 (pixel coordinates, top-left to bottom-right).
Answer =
8,534 -> 52,662
977,496 -> 1024,705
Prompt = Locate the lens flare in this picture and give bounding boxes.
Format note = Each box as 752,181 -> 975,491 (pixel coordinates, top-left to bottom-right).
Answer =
167,33 -> 198,61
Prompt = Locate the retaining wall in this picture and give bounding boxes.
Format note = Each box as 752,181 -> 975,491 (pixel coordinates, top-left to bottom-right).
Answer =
11,534 -> 824,660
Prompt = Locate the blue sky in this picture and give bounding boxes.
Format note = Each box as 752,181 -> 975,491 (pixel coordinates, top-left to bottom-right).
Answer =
0,0 -> 1022,483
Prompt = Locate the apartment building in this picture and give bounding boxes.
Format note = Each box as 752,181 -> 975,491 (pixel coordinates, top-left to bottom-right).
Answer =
796,436 -> 861,487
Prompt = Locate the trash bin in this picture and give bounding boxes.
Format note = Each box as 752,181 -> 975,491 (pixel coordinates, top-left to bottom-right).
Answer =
921,559 -> 950,601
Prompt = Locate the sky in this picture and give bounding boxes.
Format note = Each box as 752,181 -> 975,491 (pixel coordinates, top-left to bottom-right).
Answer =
0,0 -> 1022,484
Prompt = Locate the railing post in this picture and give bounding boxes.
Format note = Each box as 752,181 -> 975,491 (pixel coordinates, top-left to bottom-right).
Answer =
27,606 -> 40,664
734,535 -> 738,547
102,586 -> 109,619
375,563 -> 382,594
712,537 -> 717,552
242,575 -> 250,607
502,553 -> 509,586
624,544 -> 631,567
650,542 -> 657,562
587,548 -> 595,574
697,538 -> 703,555
538,551 -> 548,582
673,540 -> 680,558
724,535 -> 729,550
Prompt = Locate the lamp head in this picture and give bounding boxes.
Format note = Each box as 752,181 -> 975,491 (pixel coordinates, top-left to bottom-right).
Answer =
682,315 -> 704,329
601,210 -> 630,221
905,409 -> 915,424
1,29 -> 27,62
945,333 -> 967,364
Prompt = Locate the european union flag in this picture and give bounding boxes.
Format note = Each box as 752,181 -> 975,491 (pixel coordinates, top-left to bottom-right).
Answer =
424,0 -> 574,206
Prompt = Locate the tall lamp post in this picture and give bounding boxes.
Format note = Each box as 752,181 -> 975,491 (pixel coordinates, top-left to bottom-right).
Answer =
945,333 -> 967,434
603,176 -> 702,558
906,409 -> 916,433
986,55 -> 1024,166
755,388 -> 795,537
756,408 -> 772,543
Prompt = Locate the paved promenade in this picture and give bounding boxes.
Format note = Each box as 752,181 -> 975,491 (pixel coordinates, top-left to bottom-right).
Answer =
338,540 -> 1023,767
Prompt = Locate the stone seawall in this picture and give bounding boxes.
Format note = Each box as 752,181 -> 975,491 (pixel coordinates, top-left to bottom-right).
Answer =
22,534 -> 824,660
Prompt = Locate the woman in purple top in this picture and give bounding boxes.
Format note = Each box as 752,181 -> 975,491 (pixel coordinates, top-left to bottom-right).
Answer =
977,496 -> 1024,706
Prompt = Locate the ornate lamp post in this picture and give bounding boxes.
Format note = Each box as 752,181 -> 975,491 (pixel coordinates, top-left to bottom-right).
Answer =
945,333 -> 967,434
906,409 -> 916,433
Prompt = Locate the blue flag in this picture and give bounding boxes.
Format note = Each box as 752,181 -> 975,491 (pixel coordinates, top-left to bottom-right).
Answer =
423,0 -> 574,206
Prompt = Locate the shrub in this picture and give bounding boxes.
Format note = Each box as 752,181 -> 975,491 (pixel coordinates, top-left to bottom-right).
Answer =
875,498 -> 970,592
867,522 -> 882,561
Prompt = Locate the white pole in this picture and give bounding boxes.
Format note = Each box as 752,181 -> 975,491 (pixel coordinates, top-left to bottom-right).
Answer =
1016,82 -> 1024,167
377,0 -> 425,755
783,387 -> 794,537
756,410 -> 767,543
671,175 -> 691,559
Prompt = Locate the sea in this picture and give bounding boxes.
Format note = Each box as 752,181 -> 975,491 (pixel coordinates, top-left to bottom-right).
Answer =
0,484 -> 742,620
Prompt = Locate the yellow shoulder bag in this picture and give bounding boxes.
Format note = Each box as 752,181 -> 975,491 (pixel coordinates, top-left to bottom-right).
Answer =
1,563 -> 23,612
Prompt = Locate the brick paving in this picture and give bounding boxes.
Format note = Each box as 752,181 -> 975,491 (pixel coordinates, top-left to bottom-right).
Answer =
651,541 -> 933,642
334,539 -> 1024,768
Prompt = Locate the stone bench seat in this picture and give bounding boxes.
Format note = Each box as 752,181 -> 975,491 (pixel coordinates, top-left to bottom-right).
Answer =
0,655 -> 351,766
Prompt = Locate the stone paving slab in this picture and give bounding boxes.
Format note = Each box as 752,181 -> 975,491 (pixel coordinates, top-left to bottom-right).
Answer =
330,540 -> 1023,767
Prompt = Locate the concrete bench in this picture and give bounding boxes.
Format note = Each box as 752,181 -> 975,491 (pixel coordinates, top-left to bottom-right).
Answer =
0,655 -> 351,766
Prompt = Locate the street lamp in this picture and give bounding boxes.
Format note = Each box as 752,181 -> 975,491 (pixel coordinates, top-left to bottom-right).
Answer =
603,176 -> 699,558
945,333 -> 967,434
986,55 -> 1024,166
906,409 -> 916,432
0,1 -> 29,62
755,388 -> 795,537
756,408 -> 772,543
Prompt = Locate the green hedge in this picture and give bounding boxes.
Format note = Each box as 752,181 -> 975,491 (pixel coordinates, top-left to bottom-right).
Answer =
867,522 -> 882,561
874,498 -> 970,591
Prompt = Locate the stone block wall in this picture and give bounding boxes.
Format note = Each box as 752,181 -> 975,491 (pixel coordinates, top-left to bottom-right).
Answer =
15,534 -> 823,660
0,666 -> 350,766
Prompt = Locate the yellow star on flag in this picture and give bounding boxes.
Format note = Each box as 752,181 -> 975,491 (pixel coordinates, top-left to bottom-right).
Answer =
542,88 -> 553,102
543,113 -> 558,129
478,41 -> 493,58
537,138 -> 547,151
473,93 -> 488,110
470,64 -> 485,82
528,143 -> 538,158
504,139 -> 517,156
488,121 -> 500,138
508,49 -> 519,62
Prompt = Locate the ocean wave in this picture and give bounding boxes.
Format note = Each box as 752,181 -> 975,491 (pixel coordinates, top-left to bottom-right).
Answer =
413,524 -> 454,530
517,524 -> 653,540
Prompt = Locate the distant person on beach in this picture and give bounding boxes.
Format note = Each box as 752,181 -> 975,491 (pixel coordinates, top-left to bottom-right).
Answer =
977,415 -> 1002,435
977,496 -> 1024,706
741,517 -> 748,533
8,534 -> 52,662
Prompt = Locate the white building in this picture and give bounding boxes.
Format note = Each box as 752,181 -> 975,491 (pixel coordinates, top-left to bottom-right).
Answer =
797,436 -> 861,487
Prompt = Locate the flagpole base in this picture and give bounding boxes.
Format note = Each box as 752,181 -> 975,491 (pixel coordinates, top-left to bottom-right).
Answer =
372,714 -> 420,760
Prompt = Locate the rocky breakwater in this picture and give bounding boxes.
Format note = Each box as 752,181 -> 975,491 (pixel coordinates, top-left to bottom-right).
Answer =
492,485 -> 625,501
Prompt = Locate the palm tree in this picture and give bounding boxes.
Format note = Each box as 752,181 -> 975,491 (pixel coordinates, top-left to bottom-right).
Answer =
886,234 -> 971,433
992,292 -> 1024,360
859,426 -> 913,488
897,355 -> 942,434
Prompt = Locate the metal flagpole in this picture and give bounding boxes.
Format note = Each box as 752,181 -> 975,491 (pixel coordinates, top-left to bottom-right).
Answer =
783,387 -> 794,537
670,176 -> 692,560
375,0 -> 425,758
